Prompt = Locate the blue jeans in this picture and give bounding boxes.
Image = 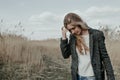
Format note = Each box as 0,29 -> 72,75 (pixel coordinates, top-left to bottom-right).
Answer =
77,75 -> 95,80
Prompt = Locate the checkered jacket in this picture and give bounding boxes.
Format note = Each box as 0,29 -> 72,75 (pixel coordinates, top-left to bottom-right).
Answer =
60,28 -> 115,80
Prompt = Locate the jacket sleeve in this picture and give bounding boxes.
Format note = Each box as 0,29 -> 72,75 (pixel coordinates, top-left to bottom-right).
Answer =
98,31 -> 115,80
60,38 -> 71,59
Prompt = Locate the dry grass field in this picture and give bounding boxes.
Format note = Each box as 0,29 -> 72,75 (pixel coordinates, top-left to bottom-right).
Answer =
0,34 -> 120,80
105,40 -> 120,79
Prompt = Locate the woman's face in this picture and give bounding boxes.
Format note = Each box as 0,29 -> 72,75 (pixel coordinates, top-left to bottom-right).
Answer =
66,24 -> 82,35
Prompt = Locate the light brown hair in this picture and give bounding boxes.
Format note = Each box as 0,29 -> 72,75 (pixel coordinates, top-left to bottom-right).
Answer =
63,13 -> 89,54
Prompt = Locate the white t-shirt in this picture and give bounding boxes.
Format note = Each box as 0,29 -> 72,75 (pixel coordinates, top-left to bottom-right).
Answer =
76,34 -> 94,76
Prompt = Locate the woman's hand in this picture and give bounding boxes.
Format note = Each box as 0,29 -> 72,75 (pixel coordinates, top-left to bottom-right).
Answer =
61,26 -> 68,40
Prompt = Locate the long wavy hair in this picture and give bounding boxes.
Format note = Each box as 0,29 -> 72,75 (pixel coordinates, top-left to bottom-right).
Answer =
63,13 -> 90,54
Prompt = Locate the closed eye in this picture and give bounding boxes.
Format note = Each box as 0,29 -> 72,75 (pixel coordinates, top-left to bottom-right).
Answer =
68,26 -> 76,32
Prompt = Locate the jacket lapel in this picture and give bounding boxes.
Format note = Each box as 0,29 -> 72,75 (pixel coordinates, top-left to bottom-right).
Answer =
70,34 -> 78,59
88,29 -> 94,60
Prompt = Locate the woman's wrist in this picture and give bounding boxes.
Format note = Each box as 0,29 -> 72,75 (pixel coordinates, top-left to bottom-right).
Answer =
62,33 -> 67,40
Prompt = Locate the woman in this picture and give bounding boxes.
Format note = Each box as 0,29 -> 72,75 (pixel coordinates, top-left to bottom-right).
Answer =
60,13 -> 115,80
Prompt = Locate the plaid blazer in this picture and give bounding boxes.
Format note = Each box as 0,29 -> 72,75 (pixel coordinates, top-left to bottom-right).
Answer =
60,28 -> 115,80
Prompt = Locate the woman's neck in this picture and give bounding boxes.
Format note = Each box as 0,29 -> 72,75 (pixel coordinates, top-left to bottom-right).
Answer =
81,29 -> 89,35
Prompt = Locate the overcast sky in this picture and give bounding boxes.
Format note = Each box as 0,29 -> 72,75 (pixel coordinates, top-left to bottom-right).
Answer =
0,0 -> 120,40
